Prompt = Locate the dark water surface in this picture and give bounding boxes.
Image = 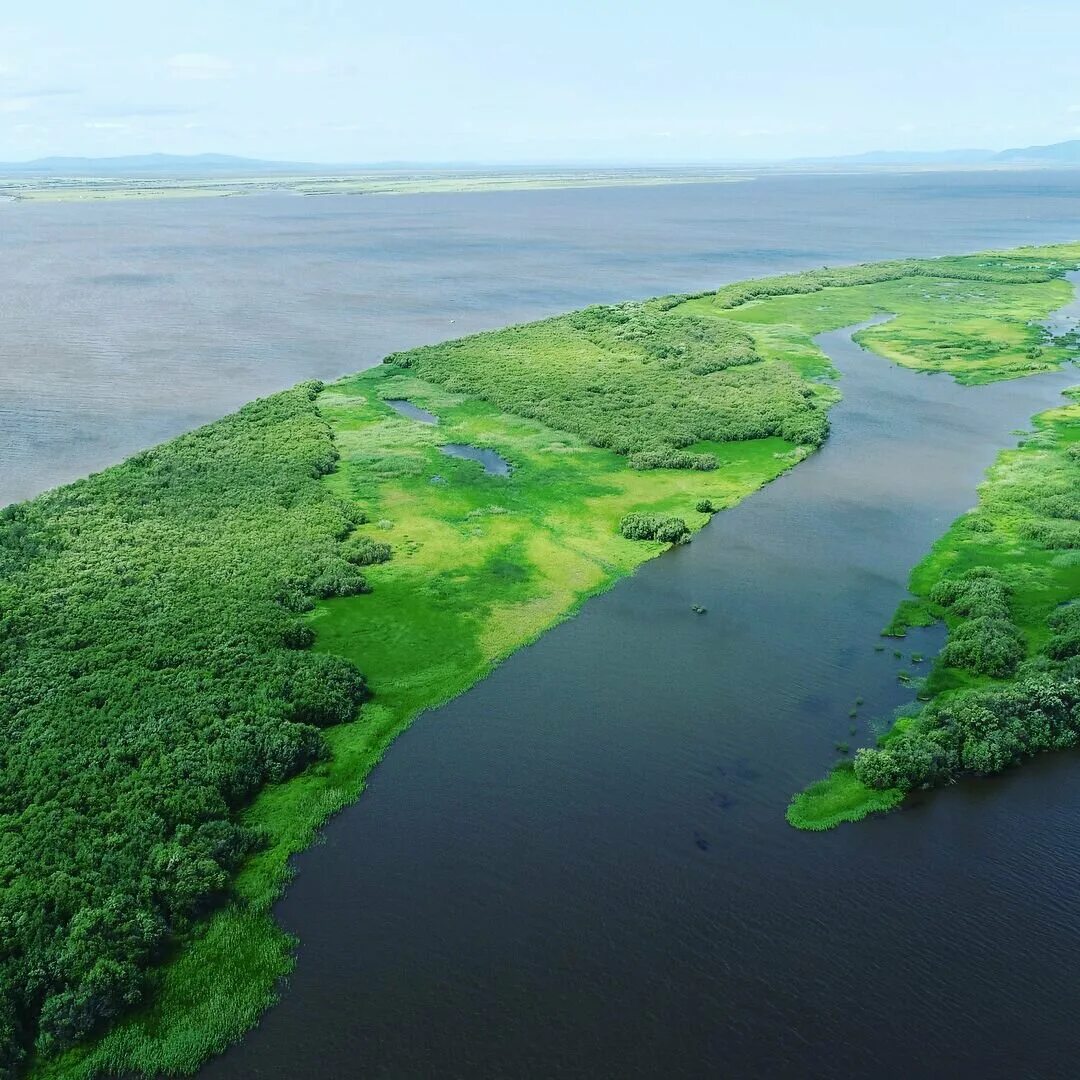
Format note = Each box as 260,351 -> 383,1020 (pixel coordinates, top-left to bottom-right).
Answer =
385,399 -> 439,425
3,170 -> 1080,505
438,443 -> 512,476
198,319 -> 1080,1078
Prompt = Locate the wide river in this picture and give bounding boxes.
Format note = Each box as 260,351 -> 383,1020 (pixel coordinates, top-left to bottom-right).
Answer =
4,171 -> 1080,1078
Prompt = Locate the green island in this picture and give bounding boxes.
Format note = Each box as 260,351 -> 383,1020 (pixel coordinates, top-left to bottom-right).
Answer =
4,242 -> 1080,1078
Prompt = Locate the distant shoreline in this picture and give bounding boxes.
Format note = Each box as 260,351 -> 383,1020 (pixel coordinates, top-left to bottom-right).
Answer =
0,168 -> 753,204
3,161 -> 1078,204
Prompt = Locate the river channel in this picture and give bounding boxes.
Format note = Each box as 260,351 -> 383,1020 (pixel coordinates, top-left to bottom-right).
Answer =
201,318 -> 1080,1079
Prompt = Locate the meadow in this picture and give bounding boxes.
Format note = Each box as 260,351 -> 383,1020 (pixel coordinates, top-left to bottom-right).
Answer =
9,241 -> 1080,1076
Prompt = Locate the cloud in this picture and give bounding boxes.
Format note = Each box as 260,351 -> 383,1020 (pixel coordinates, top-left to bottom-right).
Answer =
166,53 -> 233,81
0,87 -> 78,113
90,103 -> 199,119
278,56 -> 330,77
83,121 -> 130,131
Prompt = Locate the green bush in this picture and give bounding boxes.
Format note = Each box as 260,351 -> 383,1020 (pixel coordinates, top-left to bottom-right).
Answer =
628,450 -> 717,471
619,513 -> 690,544
343,535 -> 392,566
385,301 -> 829,458
854,676 -> 1080,792
929,567 -> 1025,677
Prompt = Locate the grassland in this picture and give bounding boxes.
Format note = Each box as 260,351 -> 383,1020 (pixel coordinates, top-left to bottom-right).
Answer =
10,242 -> 1080,1077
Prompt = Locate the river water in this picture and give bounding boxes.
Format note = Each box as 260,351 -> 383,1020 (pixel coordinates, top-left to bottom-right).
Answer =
6,171 -> 1080,1078
198,318 -> 1080,1078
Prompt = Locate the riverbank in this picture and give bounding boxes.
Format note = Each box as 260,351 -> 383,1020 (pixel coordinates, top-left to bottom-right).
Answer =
18,242 -> 1080,1078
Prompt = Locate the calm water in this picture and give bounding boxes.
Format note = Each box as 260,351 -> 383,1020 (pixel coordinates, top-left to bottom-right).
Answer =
438,443 -> 513,476
5,173 -> 1080,1078
3,170 -> 1080,505
198,323 -> 1080,1079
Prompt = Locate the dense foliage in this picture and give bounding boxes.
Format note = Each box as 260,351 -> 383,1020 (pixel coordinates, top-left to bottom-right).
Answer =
0,384 -> 370,1073
628,450 -> 717,471
619,513 -> 690,544
385,304 -> 829,456
853,676 -> 1080,791
931,569 -> 1025,677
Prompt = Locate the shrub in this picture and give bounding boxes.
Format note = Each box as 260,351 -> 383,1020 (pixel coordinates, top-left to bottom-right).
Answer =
619,513 -> 690,544
344,536 -> 392,566
628,450 -> 717,471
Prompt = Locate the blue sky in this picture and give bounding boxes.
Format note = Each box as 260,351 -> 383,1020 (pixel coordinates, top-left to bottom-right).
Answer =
3,0 -> 1080,163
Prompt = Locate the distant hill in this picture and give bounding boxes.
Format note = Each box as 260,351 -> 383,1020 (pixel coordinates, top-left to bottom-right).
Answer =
792,138 -> 1080,168
0,153 -> 320,175
795,148 -> 996,166
994,139 -> 1080,164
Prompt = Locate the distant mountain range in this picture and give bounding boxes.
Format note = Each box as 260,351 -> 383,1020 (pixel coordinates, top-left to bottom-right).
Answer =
794,139 -> 1080,167
2,140 -> 1080,177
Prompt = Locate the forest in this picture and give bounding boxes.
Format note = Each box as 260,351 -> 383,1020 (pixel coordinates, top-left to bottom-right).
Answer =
0,384 -> 375,1073
7,241 -> 1080,1076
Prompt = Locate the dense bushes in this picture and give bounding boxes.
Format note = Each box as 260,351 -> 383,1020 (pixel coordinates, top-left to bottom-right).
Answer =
0,383 -> 368,1071
619,513 -> 690,544
1048,604 -> 1080,660
385,302 -> 829,458
343,535 -> 393,566
854,676 -> 1080,792
930,568 -> 1024,677
628,449 -> 717,471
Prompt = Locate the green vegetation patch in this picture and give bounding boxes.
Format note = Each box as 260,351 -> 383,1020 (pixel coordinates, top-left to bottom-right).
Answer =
26,367 -> 801,1080
786,762 -> 904,831
385,303 -> 831,454
678,248 -> 1080,384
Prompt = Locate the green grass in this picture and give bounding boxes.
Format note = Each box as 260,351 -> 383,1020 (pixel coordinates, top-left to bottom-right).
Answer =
785,763 -> 904,830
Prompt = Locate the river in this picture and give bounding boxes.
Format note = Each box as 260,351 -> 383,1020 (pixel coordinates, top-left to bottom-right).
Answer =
198,313 -> 1080,1078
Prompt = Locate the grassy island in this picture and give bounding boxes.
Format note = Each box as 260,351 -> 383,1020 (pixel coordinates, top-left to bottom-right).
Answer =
5,242 -> 1080,1077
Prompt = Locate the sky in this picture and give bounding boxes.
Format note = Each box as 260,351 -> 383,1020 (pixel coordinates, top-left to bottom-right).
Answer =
3,0 -> 1080,164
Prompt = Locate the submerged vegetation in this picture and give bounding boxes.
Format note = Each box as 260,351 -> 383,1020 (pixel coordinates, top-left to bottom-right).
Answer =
5,241 -> 1080,1075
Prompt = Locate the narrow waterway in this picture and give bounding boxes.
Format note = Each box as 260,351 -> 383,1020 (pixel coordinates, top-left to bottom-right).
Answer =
202,329 -> 1080,1080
